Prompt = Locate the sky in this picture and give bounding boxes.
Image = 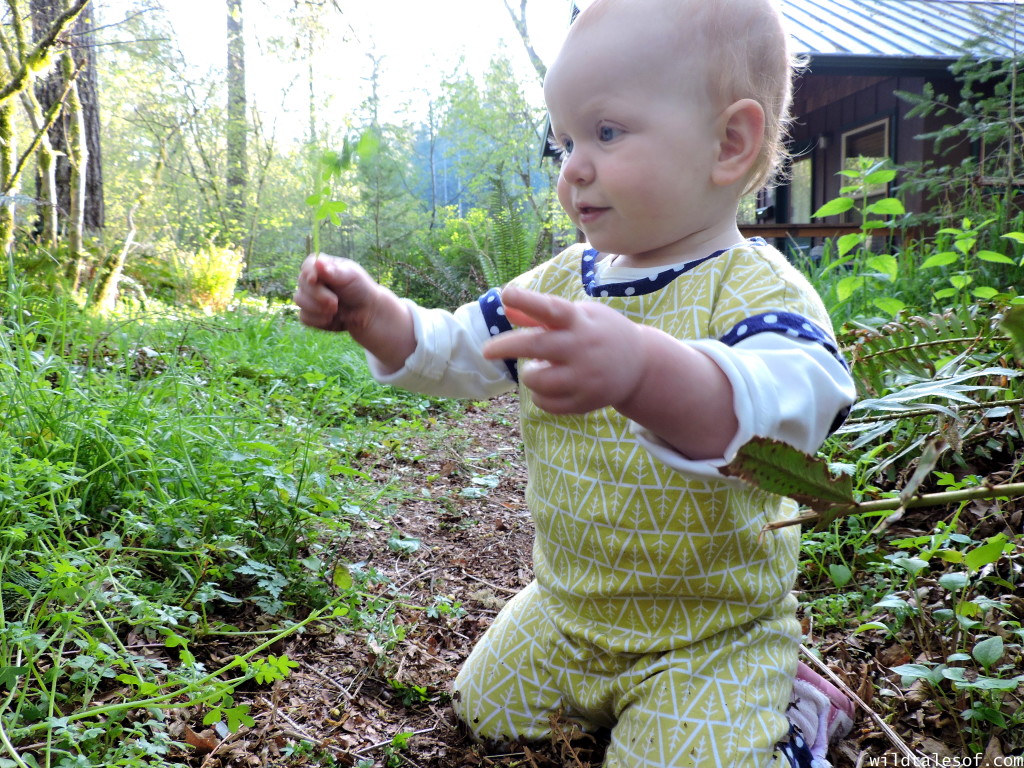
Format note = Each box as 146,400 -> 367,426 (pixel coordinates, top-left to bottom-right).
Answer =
108,0 -> 584,136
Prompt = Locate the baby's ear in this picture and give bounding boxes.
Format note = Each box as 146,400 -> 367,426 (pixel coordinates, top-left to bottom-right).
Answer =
711,99 -> 765,187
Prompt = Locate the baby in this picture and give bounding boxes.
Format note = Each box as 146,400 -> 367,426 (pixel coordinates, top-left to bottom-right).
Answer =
294,0 -> 857,765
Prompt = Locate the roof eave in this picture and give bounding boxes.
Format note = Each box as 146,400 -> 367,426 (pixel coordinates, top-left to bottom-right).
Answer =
800,52 -> 961,77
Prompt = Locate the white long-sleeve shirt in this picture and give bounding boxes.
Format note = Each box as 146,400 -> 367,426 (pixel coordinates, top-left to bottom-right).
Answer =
368,243 -> 855,480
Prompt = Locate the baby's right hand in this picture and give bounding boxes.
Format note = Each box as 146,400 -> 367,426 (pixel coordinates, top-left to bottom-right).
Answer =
293,254 -> 382,334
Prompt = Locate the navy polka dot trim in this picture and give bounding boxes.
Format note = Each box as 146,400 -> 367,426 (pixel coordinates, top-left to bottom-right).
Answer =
720,312 -> 851,433
478,287 -> 518,382
720,311 -> 839,357
580,238 -> 768,298
776,722 -> 816,767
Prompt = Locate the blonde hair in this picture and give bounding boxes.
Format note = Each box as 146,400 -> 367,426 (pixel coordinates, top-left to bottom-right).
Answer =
695,0 -> 800,192
571,0 -> 799,193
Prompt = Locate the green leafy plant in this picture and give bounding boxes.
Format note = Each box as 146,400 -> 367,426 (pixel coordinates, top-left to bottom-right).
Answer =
306,147 -> 353,256
168,241 -> 245,313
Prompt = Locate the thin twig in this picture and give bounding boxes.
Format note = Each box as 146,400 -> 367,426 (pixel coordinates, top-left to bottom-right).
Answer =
800,645 -> 924,767
352,726 -> 437,756
460,568 -> 521,596
254,696 -> 319,745
763,481 -> 1024,531
396,566 -> 441,593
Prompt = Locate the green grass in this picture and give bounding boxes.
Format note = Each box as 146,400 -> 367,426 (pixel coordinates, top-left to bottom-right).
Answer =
2,212 -> 1023,764
0,291 -> 454,768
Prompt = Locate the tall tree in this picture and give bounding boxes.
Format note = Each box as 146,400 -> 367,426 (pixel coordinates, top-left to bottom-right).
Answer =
225,0 -> 247,246
31,0 -> 105,228
0,0 -> 90,259
30,0 -> 104,288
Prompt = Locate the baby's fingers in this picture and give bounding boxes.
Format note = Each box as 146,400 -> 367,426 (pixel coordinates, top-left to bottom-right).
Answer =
500,285 -> 578,331
482,327 -> 568,364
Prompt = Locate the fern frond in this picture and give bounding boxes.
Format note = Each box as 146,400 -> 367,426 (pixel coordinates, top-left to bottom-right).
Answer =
841,307 -> 1011,396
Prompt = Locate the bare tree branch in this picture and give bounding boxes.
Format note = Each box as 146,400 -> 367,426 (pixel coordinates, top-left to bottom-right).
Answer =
0,0 -> 90,106
502,0 -> 546,84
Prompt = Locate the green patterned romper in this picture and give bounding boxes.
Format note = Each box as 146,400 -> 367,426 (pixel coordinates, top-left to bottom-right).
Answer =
454,240 -> 843,768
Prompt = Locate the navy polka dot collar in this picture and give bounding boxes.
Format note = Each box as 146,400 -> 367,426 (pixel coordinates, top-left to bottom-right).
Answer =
580,238 -> 767,298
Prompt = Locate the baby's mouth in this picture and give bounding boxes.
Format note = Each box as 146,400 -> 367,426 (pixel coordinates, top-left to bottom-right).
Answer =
577,205 -> 608,222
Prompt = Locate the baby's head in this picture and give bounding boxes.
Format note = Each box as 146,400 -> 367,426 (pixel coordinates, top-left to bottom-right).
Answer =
553,0 -> 796,193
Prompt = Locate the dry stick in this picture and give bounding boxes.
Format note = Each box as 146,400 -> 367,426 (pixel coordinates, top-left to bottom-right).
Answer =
254,695 -> 320,745
800,645 -> 925,767
763,481 -> 1024,532
352,726 -> 437,757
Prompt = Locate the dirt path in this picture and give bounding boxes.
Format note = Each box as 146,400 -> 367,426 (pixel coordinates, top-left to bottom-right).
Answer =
179,396 -> 1019,767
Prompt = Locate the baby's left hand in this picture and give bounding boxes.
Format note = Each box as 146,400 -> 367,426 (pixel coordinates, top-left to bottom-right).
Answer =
482,285 -> 647,415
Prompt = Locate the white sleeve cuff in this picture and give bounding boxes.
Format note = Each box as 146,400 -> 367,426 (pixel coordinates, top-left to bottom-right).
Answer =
367,299 -> 515,399
630,335 -> 856,479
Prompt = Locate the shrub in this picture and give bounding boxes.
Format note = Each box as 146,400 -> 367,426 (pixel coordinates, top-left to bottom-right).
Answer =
170,242 -> 244,313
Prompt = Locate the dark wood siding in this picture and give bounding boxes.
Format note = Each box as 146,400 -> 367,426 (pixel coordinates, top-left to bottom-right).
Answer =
788,70 -> 959,219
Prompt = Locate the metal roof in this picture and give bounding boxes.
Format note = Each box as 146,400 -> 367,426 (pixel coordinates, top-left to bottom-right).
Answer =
782,0 -> 1022,61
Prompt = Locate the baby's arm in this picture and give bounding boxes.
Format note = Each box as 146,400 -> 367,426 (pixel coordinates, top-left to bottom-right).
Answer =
484,285 -> 855,465
295,254 -> 516,400
483,285 -> 739,461
293,254 -> 415,373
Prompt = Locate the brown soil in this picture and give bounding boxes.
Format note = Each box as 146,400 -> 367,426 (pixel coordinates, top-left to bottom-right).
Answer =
173,395 -> 1022,768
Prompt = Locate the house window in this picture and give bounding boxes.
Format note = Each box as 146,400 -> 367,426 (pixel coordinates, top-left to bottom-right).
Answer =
841,118 -> 890,198
789,156 -> 813,223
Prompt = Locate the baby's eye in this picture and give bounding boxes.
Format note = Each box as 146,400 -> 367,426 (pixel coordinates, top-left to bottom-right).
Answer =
547,134 -> 572,158
598,125 -> 622,142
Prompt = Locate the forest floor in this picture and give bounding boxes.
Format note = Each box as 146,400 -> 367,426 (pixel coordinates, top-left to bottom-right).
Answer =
175,395 -> 1020,768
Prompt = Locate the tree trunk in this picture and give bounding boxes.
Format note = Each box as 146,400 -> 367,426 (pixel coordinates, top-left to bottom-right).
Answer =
60,49 -> 87,289
225,0 -> 247,248
0,100 -> 16,262
31,0 -> 104,236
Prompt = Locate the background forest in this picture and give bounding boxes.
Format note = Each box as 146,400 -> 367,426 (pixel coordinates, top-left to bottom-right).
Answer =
0,1 -> 1023,767
5,0 -> 567,315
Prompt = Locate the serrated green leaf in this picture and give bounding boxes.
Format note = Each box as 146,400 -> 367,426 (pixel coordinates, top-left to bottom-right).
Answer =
977,250 -> 1014,264
836,275 -> 865,302
949,273 -> 972,290
717,437 -> 855,512
965,533 -> 1009,573
837,232 -> 865,257
954,237 -> 976,256
812,197 -> 855,218
1002,231 -> 1024,244
866,254 -> 898,281
920,251 -> 959,269
864,168 -> 897,185
873,297 -> 905,317
865,197 -> 905,216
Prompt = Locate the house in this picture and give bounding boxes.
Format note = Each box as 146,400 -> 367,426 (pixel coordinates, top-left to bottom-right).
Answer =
746,0 -> 1022,245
